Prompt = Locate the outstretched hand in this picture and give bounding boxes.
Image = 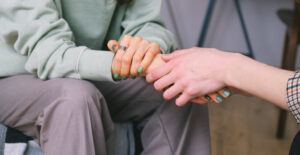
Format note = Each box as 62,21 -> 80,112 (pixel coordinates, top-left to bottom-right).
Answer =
146,47 -> 234,106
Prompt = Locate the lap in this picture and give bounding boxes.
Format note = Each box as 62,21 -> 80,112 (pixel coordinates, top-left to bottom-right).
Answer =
0,75 -> 161,129
0,74 -> 101,137
92,77 -> 163,125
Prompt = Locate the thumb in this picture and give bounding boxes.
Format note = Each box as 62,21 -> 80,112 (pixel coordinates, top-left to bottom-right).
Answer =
107,40 -> 120,53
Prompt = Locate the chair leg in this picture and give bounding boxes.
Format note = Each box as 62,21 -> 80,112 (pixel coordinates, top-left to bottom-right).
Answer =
277,110 -> 288,139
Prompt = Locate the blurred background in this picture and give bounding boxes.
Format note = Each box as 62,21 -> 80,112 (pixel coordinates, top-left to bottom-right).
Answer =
160,0 -> 300,154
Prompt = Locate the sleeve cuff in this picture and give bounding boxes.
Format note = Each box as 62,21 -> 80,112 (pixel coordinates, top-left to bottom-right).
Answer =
78,48 -> 116,82
286,71 -> 300,123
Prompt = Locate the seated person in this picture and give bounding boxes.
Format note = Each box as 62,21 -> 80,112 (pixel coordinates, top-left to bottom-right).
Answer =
0,0 -> 211,154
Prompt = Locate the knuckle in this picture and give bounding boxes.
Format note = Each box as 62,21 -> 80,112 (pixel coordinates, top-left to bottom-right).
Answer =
124,35 -> 131,39
134,36 -> 142,41
122,57 -> 131,64
147,50 -> 156,56
173,71 -> 180,79
180,80 -> 189,88
171,60 -> 180,67
133,55 -> 142,62
123,35 -> 132,42
186,88 -> 196,96
115,56 -> 122,62
141,39 -> 150,45
150,42 -> 160,49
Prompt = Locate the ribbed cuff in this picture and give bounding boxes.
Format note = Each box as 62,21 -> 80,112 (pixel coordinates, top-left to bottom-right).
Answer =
78,48 -> 115,82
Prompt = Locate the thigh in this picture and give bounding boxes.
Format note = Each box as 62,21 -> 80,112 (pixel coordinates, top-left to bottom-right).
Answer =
0,75 -> 53,126
0,75 -> 106,138
93,77 -> 163,125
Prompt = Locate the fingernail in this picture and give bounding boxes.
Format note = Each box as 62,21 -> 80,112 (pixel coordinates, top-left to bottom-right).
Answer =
114,74 -> 119,79
138,67 -> 143,73
122,76 -> 127,80
112,44 -> 116,51
205,95 -> 211,100
216,96 -> 223,103
223,90 -> 231,97
131,75 -> 136,79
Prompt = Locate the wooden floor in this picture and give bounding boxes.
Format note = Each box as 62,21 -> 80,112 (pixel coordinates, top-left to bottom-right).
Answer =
208,95 -> 300,155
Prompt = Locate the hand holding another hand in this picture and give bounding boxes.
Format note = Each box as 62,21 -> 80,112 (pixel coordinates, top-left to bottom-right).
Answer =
107,35 -> 161,80
108,37 -> 232,106
146,47 -> 235,106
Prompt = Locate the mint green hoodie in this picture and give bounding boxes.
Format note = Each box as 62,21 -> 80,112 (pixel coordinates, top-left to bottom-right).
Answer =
0,0 -> 177,82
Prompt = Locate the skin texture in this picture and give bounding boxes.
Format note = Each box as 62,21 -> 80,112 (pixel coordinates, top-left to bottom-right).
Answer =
108,38 -> 228,104
146,47 -> 294,109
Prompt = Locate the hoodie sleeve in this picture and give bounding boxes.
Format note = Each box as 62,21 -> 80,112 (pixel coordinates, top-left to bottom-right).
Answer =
0,0 -> 115,81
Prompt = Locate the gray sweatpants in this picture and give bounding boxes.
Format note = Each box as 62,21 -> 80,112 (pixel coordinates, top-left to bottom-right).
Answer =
0,75 -> 211,155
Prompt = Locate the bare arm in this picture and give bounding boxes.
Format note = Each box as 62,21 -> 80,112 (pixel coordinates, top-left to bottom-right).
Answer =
226,54 -> 293,110
147,48 -> 294,108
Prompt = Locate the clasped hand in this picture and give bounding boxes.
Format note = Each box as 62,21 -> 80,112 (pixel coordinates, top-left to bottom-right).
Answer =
107,36 -> 232,106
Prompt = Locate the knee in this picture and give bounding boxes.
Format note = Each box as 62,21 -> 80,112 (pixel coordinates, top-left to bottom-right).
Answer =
46,79 -> 103,113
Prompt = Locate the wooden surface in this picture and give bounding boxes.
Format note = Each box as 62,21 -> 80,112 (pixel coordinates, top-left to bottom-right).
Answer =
208,95 -> 300,155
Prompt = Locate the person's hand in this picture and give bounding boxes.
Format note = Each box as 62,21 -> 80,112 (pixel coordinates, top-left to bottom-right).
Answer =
191,88 -> 233,104
146,47 -> 236,106
107,35 -> 161,80
108,42 -> 232,104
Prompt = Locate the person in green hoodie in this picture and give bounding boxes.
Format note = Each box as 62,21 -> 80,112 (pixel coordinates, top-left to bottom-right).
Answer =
0,0 -> 211,154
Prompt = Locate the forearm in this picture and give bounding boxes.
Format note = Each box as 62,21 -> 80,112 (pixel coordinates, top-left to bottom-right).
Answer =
226,54 -> 293,110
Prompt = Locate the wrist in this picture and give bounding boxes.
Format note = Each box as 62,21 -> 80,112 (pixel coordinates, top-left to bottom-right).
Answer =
224,52 -> 247,89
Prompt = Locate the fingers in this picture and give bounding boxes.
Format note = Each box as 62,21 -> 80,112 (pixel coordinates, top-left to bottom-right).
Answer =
145,54 -> 166,74
110,37 -> 162,79
162,82 -> 182,100
191,96 -> 209,104
112,35 -> 132,80
175,93 -> 194,107
107,40 -> 120,53
139,42 -> 161,74
217,88 -> 231,98
130,40 -> 150,76
153,71 -> 176,92
120,37 -> 142,78
146,61 -> 173,83
190,88 -> 232,105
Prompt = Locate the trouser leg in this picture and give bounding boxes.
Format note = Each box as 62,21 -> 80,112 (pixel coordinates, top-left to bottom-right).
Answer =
0,75 -> 113,155
94,77 -> 211,155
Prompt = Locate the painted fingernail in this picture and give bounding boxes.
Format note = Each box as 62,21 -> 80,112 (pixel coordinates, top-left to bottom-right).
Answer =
205,95 -> 211,100
112,44 -> 117,51
122,76 -> 127,80
131,75 -> 136,79
114,74 -> 119,79
223,90 -> 231,97
216,96 -> 223,103
138,67 -> 143,73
